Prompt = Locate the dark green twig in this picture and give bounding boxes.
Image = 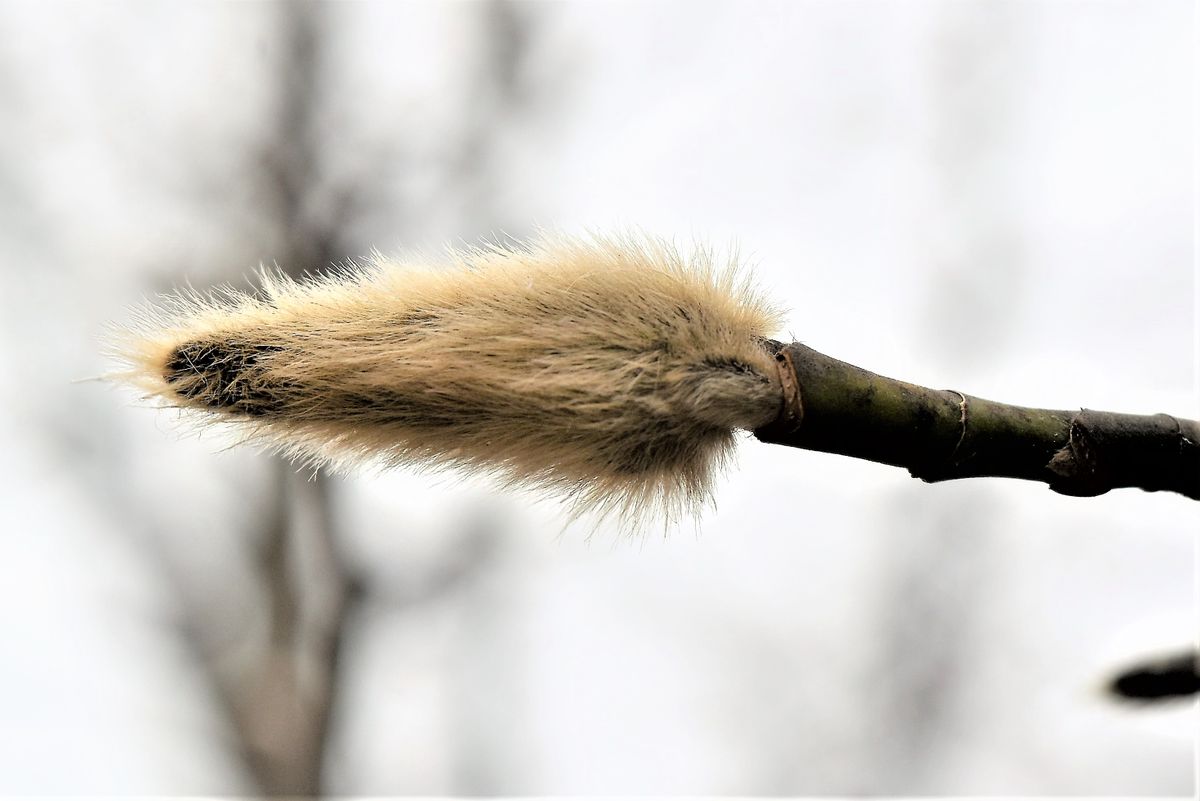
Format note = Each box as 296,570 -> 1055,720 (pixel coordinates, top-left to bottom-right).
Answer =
755,342 -> 1200,501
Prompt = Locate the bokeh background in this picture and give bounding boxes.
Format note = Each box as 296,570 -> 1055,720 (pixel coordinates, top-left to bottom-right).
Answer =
0,0 -> 1195,795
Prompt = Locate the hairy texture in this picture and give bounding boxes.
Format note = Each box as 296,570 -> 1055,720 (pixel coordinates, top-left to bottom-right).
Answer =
113,234 -> 784,524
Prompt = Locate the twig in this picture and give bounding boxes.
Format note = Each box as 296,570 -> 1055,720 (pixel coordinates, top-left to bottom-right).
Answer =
1108,649 -> 1200,701
755,341 -> 1200,501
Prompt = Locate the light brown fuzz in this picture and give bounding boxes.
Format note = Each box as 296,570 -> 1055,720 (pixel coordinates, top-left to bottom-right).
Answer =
112,234 -> 785,524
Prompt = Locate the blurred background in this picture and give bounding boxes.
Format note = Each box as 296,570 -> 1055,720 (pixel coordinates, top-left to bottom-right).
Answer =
0,0 -> 1195,795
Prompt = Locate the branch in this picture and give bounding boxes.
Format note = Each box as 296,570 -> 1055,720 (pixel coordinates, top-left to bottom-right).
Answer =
754,342 -> 1200,501
236,471 -> 354,797
1108,649 -> 1200,702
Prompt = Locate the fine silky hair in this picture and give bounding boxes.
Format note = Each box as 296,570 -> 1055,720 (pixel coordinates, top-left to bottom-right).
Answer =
114,234 -> 784,524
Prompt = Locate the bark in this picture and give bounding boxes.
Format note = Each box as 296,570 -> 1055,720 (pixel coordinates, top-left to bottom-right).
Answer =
754,342 -> 1200,501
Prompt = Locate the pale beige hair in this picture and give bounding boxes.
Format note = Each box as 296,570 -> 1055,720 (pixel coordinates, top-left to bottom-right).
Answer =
114,234 -> 784,523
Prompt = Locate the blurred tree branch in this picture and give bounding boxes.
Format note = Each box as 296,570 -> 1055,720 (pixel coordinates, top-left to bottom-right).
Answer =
201,1 -> 544,796
1108,650 -> 1200,702
223,2 -> 357,795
